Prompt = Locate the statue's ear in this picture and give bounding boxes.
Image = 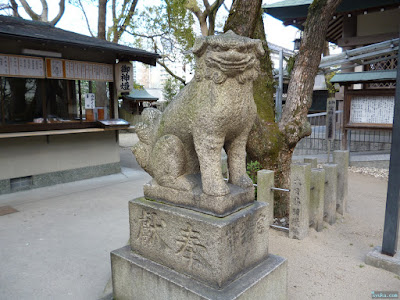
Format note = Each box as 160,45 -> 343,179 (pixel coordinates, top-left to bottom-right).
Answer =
192,36 -> 208,57
255,41 -> 265,58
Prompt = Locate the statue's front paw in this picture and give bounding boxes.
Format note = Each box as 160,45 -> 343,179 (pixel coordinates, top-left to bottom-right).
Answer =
233,174 -> 254,189
203,180 -> 230,196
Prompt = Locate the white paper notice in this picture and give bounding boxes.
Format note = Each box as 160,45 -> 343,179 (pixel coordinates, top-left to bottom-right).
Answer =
84,93 -> 96,109
51,59 -> 63,78
0,55 -> 9,75
350,96 -> 394,124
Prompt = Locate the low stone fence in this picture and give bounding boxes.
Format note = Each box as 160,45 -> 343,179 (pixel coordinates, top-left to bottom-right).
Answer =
257,150 -> 349,240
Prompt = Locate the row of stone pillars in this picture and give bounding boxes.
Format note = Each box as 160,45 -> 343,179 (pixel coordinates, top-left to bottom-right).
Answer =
257,150 -> 349,240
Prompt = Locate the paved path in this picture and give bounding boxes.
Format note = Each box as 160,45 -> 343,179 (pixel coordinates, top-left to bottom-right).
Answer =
0,144 -> 150,300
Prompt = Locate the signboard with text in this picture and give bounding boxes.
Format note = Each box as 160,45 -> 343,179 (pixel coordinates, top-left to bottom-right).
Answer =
46,58 -> 114,82
115,61 -> 133,95
0,54 -> 45,78
326,98 -> 336,141
84,93 -> 96,109
350,95 -> 394,124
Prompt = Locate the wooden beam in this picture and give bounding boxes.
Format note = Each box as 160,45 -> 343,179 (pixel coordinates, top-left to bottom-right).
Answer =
338,32 -> 399,48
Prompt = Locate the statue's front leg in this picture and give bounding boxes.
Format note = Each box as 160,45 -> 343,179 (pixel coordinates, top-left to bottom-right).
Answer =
193,131 -> 229,196
225,131 -> 253,189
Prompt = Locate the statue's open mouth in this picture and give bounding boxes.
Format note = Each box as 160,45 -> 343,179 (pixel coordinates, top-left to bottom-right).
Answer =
207,54 -> 255,73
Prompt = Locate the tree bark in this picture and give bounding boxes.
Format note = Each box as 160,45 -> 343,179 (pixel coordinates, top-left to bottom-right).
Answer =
9,0 -> 20,17
50,0 -> 66,26
186,0 -> 225,36
15,0 -> 65,25
98,0 -> 107,40
224,0 -> 343,217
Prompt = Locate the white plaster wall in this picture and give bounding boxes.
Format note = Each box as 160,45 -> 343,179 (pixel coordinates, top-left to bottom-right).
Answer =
357,9 -> 400,36
0,131 -> 119,180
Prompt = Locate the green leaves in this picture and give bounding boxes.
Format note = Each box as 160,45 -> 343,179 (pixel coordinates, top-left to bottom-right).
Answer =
129,0 -> 196,67
162,76 -> 185,103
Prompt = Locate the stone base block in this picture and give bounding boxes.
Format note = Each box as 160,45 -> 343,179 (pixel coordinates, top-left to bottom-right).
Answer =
111,246 -> 287,300
129,198 -> 269,289
143,174 -> 254,216
365,246 -> 400,275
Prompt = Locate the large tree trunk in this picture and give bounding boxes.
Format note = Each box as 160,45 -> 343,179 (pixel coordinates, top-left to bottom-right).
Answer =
275,0 -> 342,216
224,0 -> 343,217
98,0 -> 107,40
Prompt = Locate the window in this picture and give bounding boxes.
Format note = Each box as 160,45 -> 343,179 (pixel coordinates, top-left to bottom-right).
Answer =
0,77 -> 113,132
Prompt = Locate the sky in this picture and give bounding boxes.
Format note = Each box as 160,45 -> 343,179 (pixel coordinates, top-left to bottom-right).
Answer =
8,0 -> 300,52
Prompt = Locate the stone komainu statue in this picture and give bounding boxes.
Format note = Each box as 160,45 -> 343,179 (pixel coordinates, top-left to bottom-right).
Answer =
133,30 -> 264,198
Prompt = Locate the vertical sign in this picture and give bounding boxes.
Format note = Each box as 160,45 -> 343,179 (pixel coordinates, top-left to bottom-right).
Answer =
84,93 -> 96,109
115,62 -> 133,95
326,98 -> 336,141
326,98 -> 336,163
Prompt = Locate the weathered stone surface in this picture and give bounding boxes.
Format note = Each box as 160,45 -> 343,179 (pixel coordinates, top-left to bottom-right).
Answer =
144,175 -> 254,217
322,164 -> 337,225
309,168 -> 325,232
289,163 -> 311,240
304,158 -> 318,168
132,31 -> 264,214
111,246 -> 287,300
257,169 -> 274,225
333,150 -> 349,215
365,246 -> 400,276
129,198 -> 269,289
221,153 -> 228,179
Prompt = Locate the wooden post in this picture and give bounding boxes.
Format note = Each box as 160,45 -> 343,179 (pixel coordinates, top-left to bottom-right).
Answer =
41,79 -> 47,123
381,45 -> 400,256
78,80 -> 83,123
1,77 -> 5,125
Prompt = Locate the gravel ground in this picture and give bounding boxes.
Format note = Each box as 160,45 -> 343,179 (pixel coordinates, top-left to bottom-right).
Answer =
349,166 -> 389,180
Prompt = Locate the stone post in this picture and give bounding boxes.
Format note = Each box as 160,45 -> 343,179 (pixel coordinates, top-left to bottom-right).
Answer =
323,164 -> 338,225
333,150 -> 349,215
257,169 -> 275,225
304,157 -> 318,168
309,168 -> 325,232
289,163 -> 311,240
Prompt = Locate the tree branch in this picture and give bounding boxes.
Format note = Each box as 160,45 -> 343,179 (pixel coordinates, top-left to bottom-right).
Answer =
76,0 -> 95,37
126,30 -> 165,39
157,59 -> 187,85
207,0 -> 224,35
9,0 -> 20,17
39,0 -> 48,21
114,0 -> 138,43
185,0 -> 202,16
18,0 -> 41,21
50,0 -> 65,26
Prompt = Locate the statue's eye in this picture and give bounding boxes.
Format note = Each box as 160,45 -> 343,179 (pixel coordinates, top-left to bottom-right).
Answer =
214,45 -> 222,51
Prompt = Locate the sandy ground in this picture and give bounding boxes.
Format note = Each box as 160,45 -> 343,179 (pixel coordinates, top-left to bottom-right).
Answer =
270,172 -> 400,300
0,132 -> 399,299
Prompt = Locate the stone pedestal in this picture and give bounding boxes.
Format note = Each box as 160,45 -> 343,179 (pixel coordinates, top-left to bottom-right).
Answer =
111,246 -> 287,300
143,175 -> 254,217
365,246 -> 400,276
111,197 -> 287,299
